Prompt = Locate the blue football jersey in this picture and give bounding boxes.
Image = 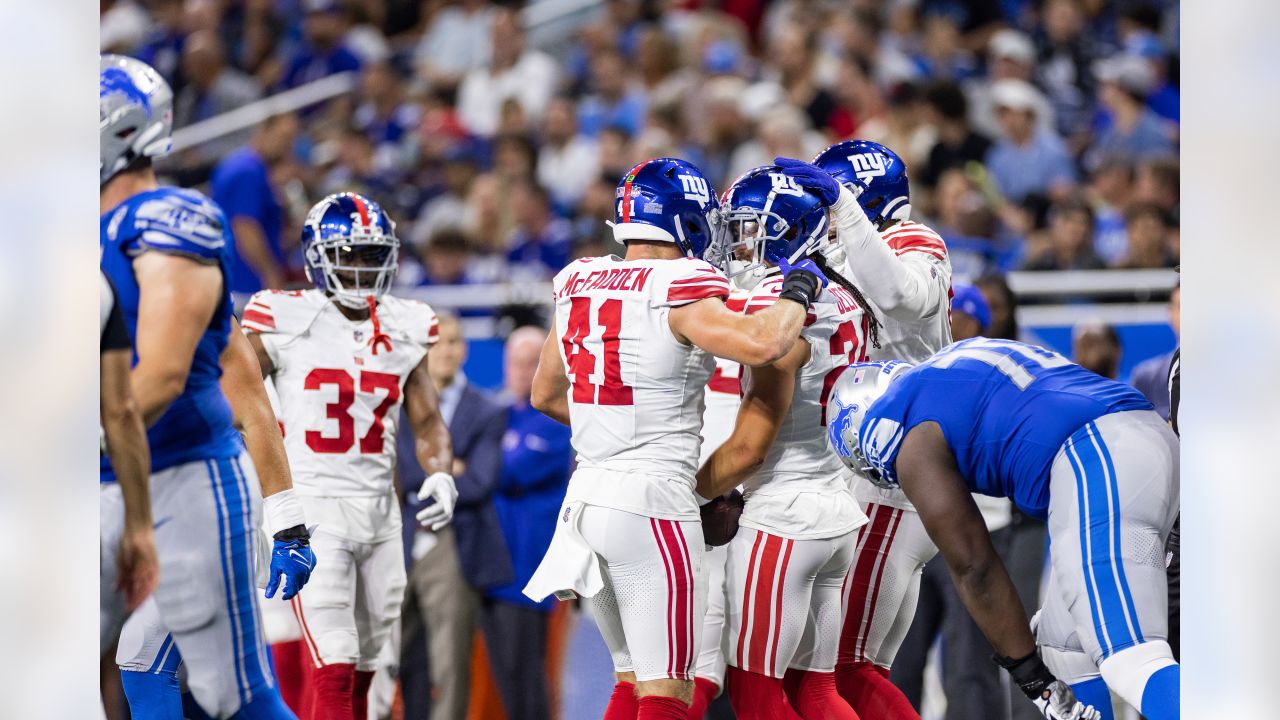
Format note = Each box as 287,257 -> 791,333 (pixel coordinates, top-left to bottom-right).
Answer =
100,186 -> 243,481
858,338 -> 1153,518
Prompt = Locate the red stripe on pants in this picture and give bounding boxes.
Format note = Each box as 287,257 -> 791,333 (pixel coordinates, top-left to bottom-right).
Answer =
855,509 -> 903,660
736,531 -> 766,668
838,505 -> 895,663
767,538 -> 793,674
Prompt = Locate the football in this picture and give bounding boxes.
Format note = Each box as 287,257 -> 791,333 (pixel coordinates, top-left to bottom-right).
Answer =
700,489 -> 745,547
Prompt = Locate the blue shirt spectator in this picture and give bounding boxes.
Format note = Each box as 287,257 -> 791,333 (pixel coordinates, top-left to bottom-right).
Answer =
985,79 -> 1077,202
576,52 -> 647,138
506,184 -> 574,278
278,2 -> 362,90
211,117 -> 294,293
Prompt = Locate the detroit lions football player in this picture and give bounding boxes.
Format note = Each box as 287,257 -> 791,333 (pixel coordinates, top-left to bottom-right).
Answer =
827,339 -> 1179,720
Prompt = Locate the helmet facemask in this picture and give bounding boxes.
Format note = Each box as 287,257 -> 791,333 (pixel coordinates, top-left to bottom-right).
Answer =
305,228 -> 400,310
711,205 -> 827,291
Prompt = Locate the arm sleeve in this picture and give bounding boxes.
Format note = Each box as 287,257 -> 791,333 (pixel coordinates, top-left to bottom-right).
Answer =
832,187 -> 949,321
455,404 -> 509,508
100,274 -> 131,352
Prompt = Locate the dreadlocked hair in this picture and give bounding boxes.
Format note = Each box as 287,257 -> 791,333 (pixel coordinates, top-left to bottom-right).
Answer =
809,252 -> 882,349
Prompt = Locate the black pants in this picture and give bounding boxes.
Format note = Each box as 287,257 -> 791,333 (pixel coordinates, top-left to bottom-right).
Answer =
480,600 -> 552,720
891,517 -> 1048,720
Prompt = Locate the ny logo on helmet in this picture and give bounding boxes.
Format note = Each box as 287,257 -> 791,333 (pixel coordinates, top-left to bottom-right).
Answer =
769,173 -> 804,197
848,153 -> 888,185
679,174 -> 711,206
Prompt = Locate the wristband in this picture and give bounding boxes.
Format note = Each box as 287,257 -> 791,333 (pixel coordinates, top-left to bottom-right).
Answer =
263,488 -> 306,537
779,271 -> 822,309
993,651 -> 1055,701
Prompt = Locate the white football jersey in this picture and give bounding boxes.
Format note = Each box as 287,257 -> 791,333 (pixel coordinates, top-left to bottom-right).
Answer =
698,293 -> 747,465
853,219 -> 953,511
737,275 -> 868,538
242,289 -> 439,497
553,255 -> 730,518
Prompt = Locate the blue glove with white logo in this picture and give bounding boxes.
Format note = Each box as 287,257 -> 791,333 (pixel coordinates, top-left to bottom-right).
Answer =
774,157 -> 843,206
265,525 -> 315,601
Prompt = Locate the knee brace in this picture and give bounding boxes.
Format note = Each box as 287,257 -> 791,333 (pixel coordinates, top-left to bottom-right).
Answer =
1098,640 -> 1178,720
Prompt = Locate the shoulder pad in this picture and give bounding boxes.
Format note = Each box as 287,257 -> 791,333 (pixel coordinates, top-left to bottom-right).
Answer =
241,289 -> 326,336
883,221 -> 948,262
130,188 -> 230,262
377,296 -> 441,347
662,259 -> 730,306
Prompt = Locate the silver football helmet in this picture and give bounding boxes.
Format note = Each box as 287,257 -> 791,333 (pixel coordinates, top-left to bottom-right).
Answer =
826,361 -> 913,487
100,55 -> 173,186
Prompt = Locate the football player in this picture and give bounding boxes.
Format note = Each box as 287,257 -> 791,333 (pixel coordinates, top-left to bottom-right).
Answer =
829,339 -> 1179,720
100,55 -> 314,719
696,167 -> 871,720
523,158 -> 827,720
773,142 -> 952,718
240,192 -> 457,720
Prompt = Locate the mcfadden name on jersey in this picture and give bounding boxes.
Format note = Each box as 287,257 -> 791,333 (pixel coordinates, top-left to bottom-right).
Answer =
553,255 -> 730,480
242,289 -> 439,496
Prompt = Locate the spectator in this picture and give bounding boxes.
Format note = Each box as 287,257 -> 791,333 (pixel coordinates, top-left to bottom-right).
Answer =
984,78 -> 1077,203
413,228 -> 476,287
353,62 -> 421,177
767,24 -> 838,133
919,80 -> 991,190
506,183 -> 574,280
210,112 -> 298,293
1134,155 -> 1179,219
968,28 -> 1055,140
493,133 -> 538,186
576,50 -> 648,138
1022,197 -> 1106,271
413,0 -> 494,91
278,0 -> 362,90
483,326 -> 574,720
929,168 -> 1005,278
457,8 -> 558,137
174,30 -> 263,163
635,26 -> 695,112
727,104 -> 813,182
133,0 -> 186,89
1086,159 -> 1134,265
1085,53 -> 1174,171
1116,202 -> 1177,269
596,125 -> 636,182
1131,283 -> 1179,418
398,312 -> 512,720
1035,0 -> 1102,146
409,146 -> 480,251
536,97 -> 600,210
949,284 -> 991,340
692,77 -> 751,189
974,273 -> 1019,341
1072,321 -> 1122,379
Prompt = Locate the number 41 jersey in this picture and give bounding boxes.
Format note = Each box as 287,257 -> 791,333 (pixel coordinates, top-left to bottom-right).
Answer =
553,256 -> 730,486
242,289 -> 439,496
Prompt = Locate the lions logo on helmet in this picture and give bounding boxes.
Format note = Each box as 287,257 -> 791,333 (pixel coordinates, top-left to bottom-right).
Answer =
100,55 -> 174,186
825,361 -> 912,487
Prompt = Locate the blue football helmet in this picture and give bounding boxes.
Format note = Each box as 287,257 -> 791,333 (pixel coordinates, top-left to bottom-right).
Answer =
712,165 -> 829,290
302,192 -> 400,309
813,140 -> 911,228
100,55 -> 173,186
612,158 -> 720,258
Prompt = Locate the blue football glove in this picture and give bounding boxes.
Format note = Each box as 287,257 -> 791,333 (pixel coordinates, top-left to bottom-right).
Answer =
265,525 -> 315,601
774,157 -> 842,206
778,256 -> 829,288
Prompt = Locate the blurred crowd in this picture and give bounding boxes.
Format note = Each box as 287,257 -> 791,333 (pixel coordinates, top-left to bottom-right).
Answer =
101,0 -> 1181,297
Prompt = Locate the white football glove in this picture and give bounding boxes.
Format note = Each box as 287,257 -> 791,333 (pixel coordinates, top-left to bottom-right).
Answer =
1034,680 -> 1101,720
415,472 -> 457,531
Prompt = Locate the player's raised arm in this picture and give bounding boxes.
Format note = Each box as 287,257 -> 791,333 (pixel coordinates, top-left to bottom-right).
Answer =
696,341 -> 807,498
777,151 -> 948,321
130,251 -> 223,426
669,258 -> 824,367
531,326 -> 570,424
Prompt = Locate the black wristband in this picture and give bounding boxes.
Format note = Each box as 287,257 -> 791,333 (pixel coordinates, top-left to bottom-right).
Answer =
274,524 -> 311,544
993,651 -> 1055,701
779,270 -> 822,309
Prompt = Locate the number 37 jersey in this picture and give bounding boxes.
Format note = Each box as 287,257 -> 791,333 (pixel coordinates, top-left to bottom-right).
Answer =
552,256 -> 730,482
242,289 -> 439,496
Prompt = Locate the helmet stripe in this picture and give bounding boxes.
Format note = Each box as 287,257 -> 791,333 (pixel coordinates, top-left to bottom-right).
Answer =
351,194 -> 370,227
622,160 -> 651,224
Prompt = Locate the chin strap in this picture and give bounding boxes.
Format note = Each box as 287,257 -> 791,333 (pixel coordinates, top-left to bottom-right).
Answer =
366,295 -> 393,355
